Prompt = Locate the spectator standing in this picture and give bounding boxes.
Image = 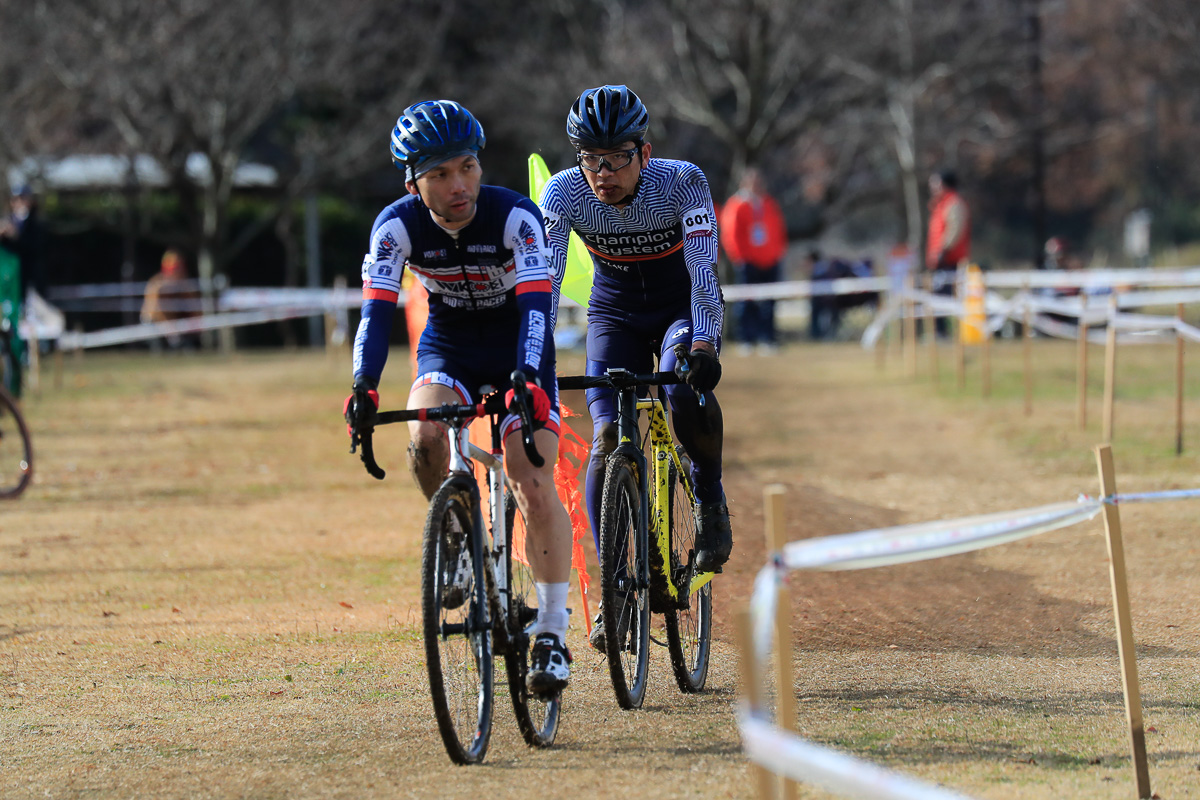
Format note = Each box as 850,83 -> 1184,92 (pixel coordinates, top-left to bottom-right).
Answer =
0,185 -> 45,394
0,185 -> 47,302
720,167 -> 788,353
925,169 -> 971,336
141,249 -> 201,350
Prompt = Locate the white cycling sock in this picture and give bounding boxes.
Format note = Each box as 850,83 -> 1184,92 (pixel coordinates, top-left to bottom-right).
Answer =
534,582 -> 570,642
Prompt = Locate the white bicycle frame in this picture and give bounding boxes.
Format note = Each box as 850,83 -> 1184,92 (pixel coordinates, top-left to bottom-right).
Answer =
446,419 -> 514,627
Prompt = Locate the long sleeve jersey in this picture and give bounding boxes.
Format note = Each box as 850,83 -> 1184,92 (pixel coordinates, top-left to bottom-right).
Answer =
352,185 -> 554,384
538,158 -> 723,346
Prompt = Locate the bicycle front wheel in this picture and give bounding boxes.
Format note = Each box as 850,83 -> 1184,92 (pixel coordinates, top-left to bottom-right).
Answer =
599,455 -> 650,710
0,388 -> 32,500
502,493 -> 561,747
663,450 -> 711,693
422,476 -> 494,764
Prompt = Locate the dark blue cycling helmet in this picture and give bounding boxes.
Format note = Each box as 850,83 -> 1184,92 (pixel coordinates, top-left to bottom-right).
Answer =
390,100 -> 486,180
566,85 -> 649,150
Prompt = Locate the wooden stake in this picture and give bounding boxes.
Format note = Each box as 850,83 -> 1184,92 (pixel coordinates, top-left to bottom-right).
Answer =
735,607 -> 776,800
53,345 -> 63,392
1175,303 -> 1185,456
1022,286 -> 1033,416
1077,304 -> 1089,431
924,273 -> 938,382
875,309 -> 887,372
1093,445 -> 1153,799
27,333 -> 40,396
764,484 -> 796,800
1103,294 -> 1118,443
904,274 -> 917,378
982,315 -> 992,399
955,265 -> 966,390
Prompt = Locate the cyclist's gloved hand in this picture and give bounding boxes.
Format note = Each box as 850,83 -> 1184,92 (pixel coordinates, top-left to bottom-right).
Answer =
678,348 -> 722,393
505,383 -> 550,427
343,378 -> 379,436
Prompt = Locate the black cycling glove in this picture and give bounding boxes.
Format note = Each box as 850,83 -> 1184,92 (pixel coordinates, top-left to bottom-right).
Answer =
343,376 -> 379,435
678,349 -> 722,393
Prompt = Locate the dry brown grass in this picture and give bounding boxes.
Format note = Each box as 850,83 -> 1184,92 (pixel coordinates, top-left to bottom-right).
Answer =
2,340 -> 1199,799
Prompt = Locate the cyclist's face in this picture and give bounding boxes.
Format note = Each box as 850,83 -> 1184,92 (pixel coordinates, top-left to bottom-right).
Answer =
408,154 -> 482,229
579,141 -> 650,206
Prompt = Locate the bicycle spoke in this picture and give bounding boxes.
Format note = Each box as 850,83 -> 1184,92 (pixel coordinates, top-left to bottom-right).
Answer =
422,478 -> 493,764
0,389 -> 33,500
503,493 -> 561,747
665,450 -> 712,693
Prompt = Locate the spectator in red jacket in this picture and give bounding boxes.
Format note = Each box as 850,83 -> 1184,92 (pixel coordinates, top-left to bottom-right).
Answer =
720,167 -> 788,353
926,169 -> 971,336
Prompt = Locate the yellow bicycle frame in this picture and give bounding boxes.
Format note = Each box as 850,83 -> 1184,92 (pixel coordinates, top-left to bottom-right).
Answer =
638,397 -> 716,601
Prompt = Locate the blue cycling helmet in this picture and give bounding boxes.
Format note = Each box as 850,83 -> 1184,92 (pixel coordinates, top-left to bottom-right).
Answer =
566,85 -> 649,150
390,100 -> 486,180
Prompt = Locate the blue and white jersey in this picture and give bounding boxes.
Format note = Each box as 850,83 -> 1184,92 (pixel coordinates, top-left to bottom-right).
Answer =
539,158 -> 723,346
352,185 -> 554,384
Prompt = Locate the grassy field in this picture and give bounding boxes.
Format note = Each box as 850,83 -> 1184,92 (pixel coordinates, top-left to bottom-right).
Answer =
2,339 -> 1199,799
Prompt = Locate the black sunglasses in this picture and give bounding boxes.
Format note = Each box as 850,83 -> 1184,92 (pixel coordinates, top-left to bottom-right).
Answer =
576,147 -> 640,173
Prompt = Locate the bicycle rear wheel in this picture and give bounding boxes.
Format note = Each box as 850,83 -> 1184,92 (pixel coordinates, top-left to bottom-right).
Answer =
599,455 -> 650,710
501,493 -> 561,747
422,475 -> 493,764
663,450 -> 711,692
0,388 -> 32,500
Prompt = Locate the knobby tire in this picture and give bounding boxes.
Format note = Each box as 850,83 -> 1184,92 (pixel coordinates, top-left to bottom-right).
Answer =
598,455 -> 650,710
501,493 -> 561,747
421,476 -> 493,764
663,452 -> 711,692
0,387 -> 32,500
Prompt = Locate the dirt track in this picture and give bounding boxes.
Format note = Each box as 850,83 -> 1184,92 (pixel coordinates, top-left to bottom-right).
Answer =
2,341 -> 1199,799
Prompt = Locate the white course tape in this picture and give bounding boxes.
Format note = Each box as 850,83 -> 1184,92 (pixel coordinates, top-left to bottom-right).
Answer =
1108,488 -> 1200,504
781,500 -> 1102,573
58,306 -> 329,350
739,712 -> 977,800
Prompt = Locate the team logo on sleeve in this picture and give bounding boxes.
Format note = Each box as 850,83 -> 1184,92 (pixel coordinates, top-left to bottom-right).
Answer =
519,220 -> 539,247
375,231 -> 398,261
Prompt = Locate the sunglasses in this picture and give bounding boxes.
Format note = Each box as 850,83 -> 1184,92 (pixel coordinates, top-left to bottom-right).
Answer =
576,147 -> 640,173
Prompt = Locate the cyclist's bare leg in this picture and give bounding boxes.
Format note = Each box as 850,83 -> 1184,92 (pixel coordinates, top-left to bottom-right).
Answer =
406,383 -> 461,500
504,428 -> 572,584
507,426 -> 574,692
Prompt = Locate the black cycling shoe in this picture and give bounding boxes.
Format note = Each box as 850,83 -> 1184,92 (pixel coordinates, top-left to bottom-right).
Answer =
694,496 -> 733,573
527,633 -> 572,699
588,591 -> 633,654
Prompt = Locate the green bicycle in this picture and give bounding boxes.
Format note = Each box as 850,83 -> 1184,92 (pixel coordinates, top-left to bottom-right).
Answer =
559,352 -> 714,709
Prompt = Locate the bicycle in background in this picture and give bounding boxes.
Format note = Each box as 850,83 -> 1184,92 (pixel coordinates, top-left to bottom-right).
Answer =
559,345 -> 714,710
349,372 -> 559,764
0,320 -> 32,499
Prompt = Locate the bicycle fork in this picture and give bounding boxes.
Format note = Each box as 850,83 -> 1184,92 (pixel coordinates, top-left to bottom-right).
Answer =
612,388 -> 652,598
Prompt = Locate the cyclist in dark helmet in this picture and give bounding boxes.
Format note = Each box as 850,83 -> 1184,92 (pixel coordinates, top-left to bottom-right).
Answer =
541,85 -> 732,652
345,100 -> 573,698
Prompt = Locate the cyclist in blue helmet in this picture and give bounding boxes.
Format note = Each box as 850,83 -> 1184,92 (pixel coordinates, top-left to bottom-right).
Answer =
346,100 -> 574,698
542,85 -> 732,652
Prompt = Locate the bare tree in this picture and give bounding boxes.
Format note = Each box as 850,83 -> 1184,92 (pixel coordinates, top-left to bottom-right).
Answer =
631,0 -> 853,186
828,0 -> 1026,254
40,0 -> 452,326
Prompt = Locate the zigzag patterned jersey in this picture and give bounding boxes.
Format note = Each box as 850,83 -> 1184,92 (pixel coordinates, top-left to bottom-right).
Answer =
539,158 -> 724,345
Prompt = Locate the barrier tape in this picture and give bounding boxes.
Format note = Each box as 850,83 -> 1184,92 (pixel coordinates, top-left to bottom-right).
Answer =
57,305 -> 332,350
739,712 -> 976,800
742,486 -> 1200,800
